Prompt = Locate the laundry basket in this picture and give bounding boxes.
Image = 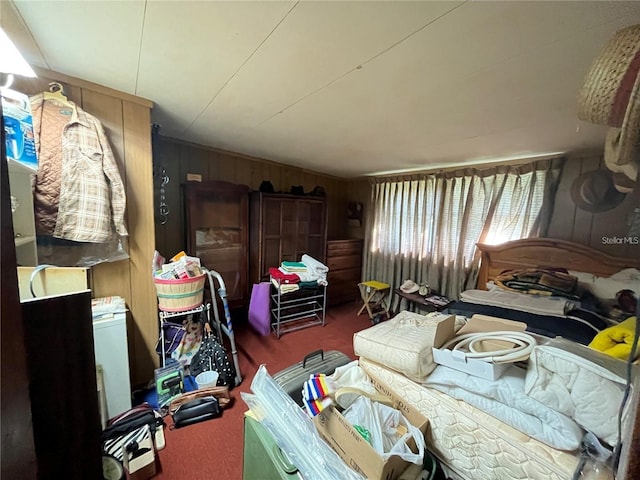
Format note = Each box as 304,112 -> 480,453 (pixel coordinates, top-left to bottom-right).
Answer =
154,273 -> 206,312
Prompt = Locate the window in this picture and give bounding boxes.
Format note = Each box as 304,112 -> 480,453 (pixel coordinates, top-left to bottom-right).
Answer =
371,168 -> 549,266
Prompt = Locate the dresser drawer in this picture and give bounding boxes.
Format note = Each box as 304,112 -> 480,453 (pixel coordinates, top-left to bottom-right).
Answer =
327,253 -> 361,271
327,239 -> 363,255
326,239 -> 363,307
327,267 -> 361,283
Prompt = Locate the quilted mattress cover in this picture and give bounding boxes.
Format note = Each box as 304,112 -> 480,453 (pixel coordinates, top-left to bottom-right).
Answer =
353,311 -> 453,382
524,338 -> 632,447
360,358 -> 579,480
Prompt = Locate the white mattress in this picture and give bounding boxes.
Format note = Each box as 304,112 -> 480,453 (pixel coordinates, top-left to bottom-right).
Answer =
360,358 -> 580,480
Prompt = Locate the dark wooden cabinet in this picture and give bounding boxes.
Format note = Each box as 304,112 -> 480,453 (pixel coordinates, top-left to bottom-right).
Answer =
249,192 -> 327,284
3,112 -> 100,480
22,290 -> 103,480
326,239 -> 363,306
184,181 -> 249,309
1,116 -> 38,479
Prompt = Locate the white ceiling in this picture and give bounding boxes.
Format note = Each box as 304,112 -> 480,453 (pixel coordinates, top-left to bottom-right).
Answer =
3,1 -> 640,178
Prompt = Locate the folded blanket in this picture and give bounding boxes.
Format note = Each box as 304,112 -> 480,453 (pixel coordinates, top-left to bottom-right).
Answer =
280,261 -> 308,273
301,254 -> 329,286
270,278 -> 299,294
589,316 -> 639,361
270,267 -> 300,284
424,364 -> 584,451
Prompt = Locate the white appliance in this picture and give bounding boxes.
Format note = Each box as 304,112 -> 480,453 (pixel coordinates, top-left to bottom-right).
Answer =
92,311 -> 131,419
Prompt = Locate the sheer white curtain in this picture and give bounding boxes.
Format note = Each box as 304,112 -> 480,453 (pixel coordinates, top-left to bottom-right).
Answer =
363,158 -> 564,302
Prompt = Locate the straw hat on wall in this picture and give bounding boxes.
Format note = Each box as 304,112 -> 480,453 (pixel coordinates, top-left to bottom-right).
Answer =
577,24 -> 640,190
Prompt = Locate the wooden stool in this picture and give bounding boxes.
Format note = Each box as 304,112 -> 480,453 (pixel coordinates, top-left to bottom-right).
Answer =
357,281 -> 390,323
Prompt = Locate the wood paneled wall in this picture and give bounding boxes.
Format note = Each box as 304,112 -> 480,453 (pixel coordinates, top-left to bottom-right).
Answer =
346,178 -> 370,240
548,151 -> 639,258
154,136 -> 350,258
12,69 -> 157,387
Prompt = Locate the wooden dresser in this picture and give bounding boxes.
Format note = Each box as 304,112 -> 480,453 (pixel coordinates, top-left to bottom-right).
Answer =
326,239 -> 363,307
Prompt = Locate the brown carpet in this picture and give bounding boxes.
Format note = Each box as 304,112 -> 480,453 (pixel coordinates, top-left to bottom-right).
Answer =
153,302 -> 373,479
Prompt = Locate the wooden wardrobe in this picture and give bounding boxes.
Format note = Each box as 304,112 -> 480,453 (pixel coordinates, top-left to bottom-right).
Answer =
249,192 -> 327,285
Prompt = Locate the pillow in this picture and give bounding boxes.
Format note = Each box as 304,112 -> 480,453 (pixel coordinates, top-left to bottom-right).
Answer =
569,269 -> 640,301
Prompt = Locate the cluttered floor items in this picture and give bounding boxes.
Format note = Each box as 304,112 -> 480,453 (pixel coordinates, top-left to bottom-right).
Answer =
244,350 -> 442,480
100,251 -> 242,480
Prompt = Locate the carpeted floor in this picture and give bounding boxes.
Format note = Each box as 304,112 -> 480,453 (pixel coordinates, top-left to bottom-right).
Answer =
153,301 -> 373,479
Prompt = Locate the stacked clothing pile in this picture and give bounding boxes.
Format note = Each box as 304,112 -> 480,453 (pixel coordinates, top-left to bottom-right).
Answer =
268,255 -> 329,294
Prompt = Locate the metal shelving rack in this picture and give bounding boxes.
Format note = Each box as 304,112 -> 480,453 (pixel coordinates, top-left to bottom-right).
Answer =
270,280 -> 326,338
158,304 -> 207,367
157,268 -> 243,386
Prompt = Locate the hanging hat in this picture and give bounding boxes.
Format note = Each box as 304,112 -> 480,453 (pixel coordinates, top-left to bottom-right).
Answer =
604,127 -> 639,190
577,24 -> 640,187
570,169 -> 626,213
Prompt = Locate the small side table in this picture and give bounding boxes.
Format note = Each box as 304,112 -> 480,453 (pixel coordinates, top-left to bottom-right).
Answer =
392,289 -> 452,316
357,280 -> 391,323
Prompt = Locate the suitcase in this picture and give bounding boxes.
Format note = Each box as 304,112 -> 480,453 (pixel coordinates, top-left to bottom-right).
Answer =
272,349 -> 352,406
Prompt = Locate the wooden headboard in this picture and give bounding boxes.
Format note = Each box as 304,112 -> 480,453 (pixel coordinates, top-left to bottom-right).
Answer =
476,238 -> 640,289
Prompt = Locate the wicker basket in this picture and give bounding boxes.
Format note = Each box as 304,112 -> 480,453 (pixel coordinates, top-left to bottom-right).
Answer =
154,273 -> 206,312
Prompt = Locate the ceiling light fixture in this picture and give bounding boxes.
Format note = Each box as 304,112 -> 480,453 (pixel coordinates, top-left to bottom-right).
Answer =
0,27 -> 37,89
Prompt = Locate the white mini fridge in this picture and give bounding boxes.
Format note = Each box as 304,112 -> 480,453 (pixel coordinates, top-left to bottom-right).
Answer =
92,310 -> 131,419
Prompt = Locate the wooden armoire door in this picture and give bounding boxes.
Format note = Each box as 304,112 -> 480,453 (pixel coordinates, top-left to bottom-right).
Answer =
184,181 -> 249,309
249,192 -> 327,284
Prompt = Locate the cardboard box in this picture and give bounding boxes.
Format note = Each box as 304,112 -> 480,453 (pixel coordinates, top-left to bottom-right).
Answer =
17,266 -> 90,301
313,365 -> 428,480
123,425 -> 157,480
432,314 -> 527,381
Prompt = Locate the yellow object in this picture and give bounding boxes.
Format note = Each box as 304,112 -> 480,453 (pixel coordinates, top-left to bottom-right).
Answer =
589,317 -> 639,361
357,280 -> 391,322
170,250 -> 187,262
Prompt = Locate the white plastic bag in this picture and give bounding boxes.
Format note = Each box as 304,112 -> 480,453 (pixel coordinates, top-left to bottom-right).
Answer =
343,396 -> 424,464
241,365 -> 364,480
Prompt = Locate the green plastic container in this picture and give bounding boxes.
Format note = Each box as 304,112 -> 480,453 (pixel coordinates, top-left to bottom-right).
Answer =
243,415 -> 299,479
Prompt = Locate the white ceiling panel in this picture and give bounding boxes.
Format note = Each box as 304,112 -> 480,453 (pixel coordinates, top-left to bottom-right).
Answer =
189,1 -> 462,135
136,0 -> 296,138
5,1 -> 640,178
13,0 -> 145,94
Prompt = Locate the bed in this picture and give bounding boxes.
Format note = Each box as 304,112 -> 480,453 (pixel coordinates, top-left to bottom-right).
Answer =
355,238 -> 640,480
445,239 -> 638,345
